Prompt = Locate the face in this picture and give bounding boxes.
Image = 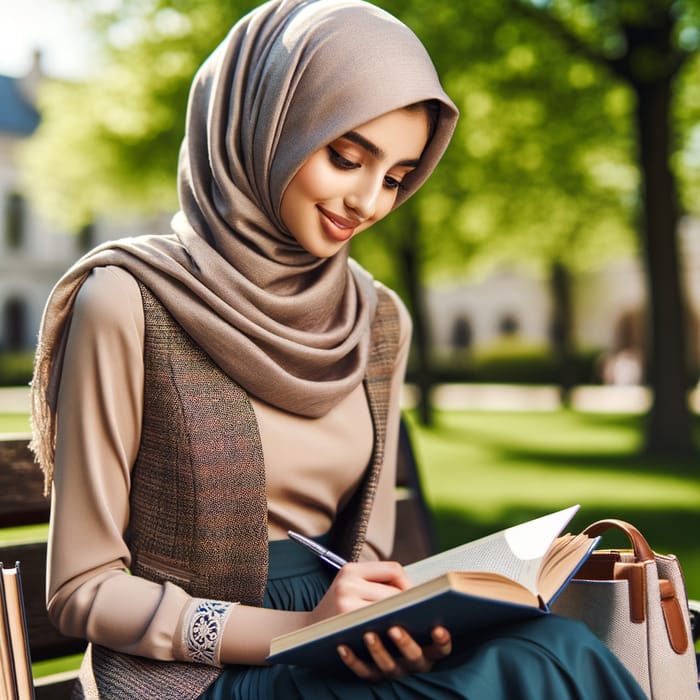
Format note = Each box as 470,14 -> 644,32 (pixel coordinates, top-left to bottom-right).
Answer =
280,107 -> 430,258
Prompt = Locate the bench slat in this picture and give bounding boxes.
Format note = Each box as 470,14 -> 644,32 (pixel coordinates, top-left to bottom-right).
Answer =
0,439 -> 49,527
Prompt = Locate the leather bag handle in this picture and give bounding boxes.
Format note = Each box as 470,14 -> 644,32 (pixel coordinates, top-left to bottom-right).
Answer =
582,518 -> 655,562
582,519 -> 689,653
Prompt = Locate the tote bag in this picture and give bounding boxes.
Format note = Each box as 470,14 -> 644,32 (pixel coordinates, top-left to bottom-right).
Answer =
551,519 -> 698,699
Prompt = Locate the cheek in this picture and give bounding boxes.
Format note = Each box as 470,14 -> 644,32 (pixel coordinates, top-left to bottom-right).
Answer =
376,190 -> 399,220
291,154 -> 336,200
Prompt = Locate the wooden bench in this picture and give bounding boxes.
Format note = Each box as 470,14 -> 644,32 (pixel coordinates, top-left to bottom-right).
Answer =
0,435 -> 86,699
0,417 -> 438,698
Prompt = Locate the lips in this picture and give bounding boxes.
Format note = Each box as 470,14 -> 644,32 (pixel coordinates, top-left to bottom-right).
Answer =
318,206 -> 362,242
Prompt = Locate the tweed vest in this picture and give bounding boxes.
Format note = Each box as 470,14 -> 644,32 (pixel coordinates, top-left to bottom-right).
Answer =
72,281 -> 400,699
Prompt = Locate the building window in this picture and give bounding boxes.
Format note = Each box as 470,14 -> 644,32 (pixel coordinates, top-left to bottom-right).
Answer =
498,314 -> 520,337
78,221 -> 96,253
3,297 -> 27,350
450,315 -> 473,353
5,192 -> 26,250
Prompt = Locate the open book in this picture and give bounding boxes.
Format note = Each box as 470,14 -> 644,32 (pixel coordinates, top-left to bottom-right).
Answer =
267,505 -> 598,669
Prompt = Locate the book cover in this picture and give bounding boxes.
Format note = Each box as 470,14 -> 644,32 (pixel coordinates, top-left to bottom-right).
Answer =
267,505 -> 598,669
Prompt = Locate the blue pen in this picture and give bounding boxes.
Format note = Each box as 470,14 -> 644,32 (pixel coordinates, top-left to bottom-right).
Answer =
287,530 -> 348,570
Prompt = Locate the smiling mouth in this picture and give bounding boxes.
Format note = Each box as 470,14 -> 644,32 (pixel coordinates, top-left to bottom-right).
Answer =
318,206 -> 362,241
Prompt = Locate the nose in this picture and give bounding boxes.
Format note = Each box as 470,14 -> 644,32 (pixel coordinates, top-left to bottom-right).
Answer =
344,176 -> 383,221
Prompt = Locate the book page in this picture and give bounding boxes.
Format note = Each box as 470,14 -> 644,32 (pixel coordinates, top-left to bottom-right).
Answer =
403,505 -> 580,594
536,532 -> 598,602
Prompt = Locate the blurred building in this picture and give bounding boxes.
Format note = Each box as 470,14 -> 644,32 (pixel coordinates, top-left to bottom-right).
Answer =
0,54 -> 103,351
427,229 -> 700,383
0,55 -> 165,352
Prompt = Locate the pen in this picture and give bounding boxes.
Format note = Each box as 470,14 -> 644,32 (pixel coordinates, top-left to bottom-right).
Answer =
287,530 -> 348,570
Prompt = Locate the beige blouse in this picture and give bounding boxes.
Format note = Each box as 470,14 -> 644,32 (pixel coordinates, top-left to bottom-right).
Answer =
47,265 -> 411,666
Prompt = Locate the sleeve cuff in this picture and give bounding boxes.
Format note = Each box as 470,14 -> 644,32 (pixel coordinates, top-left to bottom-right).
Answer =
179,598 -> 238,667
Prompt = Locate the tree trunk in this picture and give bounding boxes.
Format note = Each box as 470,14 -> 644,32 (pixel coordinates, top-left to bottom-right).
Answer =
549,260 -> 575,407
634,78 -> 695,456
399,219 -> 434,426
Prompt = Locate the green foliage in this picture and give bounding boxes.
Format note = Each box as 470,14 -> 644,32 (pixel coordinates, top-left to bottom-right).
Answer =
470,341 -> 596,384
351,0 -> 645,289
21,0 -> 697,268
20,0 -> 258,229
674,52 -> 700,214
0,353 -> 33,388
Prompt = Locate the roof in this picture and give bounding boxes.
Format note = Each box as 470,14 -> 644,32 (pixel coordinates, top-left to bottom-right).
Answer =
0,75 -> 40,136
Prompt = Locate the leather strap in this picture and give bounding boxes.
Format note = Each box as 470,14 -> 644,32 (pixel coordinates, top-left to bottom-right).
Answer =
583,519 -> 655,562
660,578 -> 689,654
613,562 -> 646,623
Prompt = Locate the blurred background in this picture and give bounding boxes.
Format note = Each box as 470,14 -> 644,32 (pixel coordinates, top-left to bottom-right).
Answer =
1,0 -> 699,606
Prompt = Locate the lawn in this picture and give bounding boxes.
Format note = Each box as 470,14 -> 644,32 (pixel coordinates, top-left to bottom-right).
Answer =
402,409 -> 700,600
1,404 -> 699,672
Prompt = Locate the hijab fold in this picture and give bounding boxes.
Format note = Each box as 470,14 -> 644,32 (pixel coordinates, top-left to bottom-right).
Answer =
30,0 -> 458,486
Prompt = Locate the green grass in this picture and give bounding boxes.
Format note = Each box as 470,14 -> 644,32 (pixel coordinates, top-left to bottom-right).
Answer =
0,413 -> 31,434
32,654 -> 83,681
2,404 -> 699,656
404,409 -> 700,600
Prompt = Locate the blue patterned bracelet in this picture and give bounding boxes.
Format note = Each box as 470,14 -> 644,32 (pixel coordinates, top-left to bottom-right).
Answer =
184,600 -> 234,666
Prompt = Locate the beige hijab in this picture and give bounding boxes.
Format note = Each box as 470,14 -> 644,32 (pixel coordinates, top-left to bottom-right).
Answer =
30,0 -> 458,482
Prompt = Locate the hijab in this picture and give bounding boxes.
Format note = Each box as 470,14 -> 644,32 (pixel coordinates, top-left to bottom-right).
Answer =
30,0 -> 458,483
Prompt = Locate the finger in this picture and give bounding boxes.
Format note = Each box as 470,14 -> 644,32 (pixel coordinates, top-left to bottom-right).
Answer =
346,561 -> 412,590
328,569 -> 406,612
424,625 -> 452,661
364,632 -> 402,678
337,644 -> 381,682
387,627 -> 431,673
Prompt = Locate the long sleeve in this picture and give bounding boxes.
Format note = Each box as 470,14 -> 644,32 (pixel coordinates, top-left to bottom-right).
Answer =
46,265 -> 412,665
48,266 -> 194,660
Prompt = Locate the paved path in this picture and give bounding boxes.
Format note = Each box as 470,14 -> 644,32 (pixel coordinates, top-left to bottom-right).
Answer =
0,383 -> 669,414
0,387 -> 31,413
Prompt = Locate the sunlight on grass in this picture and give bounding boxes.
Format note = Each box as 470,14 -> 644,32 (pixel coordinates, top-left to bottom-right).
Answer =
32,653 -> 83,680
405,409 -> 700,599
408,410 -> 699,516
0,413 -> 30,434
0,524 -> 48,545
426,460 -> 700,516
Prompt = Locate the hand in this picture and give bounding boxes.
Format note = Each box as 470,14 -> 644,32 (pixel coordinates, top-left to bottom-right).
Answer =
337,625 -> 452,681
309,561 -> 411,623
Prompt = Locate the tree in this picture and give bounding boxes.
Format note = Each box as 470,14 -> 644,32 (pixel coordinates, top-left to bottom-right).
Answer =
356,0 -> 639,414
21,0 -> 700,450
20,1 -> 256,229
498,0 -> 700,454
365,0 -> 700,447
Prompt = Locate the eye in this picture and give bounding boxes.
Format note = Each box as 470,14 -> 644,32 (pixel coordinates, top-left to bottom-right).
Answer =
384,175 -> 410,191
327,146 -> 359,170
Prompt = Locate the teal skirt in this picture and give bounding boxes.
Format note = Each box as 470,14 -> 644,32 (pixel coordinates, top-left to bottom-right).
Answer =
199,539 -> 647,699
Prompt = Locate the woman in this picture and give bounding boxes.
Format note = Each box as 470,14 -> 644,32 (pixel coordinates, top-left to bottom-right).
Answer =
31,0 -> 647,697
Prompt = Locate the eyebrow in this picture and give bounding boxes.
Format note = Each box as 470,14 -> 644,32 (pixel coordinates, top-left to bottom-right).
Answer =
341,131 -> 421,168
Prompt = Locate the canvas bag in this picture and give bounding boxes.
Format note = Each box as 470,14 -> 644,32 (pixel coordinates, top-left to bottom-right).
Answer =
551,519 -> 699,699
